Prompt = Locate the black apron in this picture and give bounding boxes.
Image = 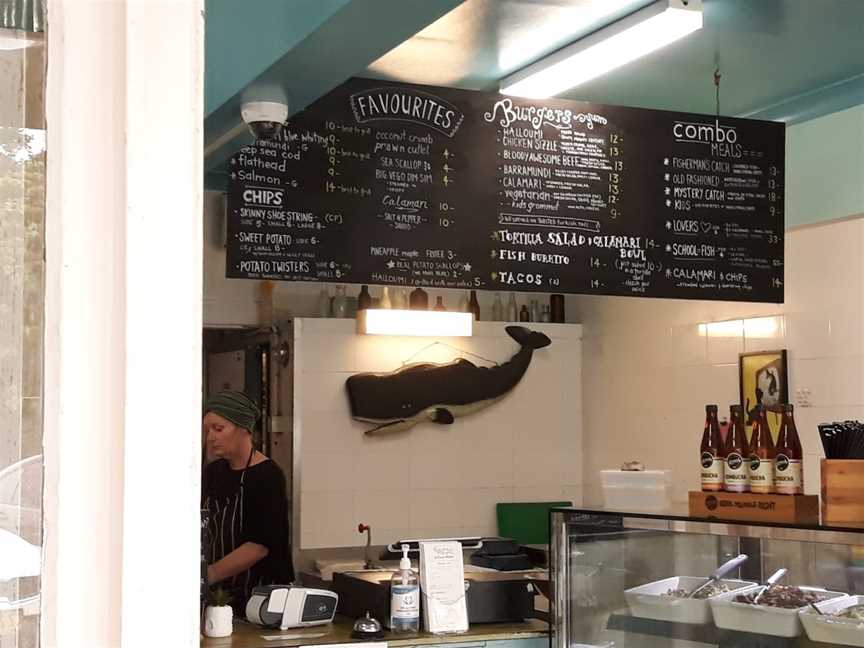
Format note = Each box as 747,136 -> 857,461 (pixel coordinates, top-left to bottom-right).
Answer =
203,447 -> 255,607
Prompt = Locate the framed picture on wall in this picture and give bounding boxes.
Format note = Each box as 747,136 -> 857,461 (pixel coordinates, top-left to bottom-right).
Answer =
739,349 -> 789,439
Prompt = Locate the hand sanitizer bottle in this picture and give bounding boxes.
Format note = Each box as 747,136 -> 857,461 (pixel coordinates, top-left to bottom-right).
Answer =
390,545 -> 420,633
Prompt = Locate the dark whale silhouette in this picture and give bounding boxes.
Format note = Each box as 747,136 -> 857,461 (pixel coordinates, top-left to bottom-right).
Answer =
346,326 -> 551,435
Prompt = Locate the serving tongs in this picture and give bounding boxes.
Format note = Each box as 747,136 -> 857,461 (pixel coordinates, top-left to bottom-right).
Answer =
752,568 -> 788,605
687,554 -> 749,598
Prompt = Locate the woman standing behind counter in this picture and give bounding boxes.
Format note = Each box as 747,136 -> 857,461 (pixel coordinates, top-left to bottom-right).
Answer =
202,390 -> 293,609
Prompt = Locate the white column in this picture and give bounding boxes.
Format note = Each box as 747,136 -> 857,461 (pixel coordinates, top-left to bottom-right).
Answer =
43,1 -> 204,647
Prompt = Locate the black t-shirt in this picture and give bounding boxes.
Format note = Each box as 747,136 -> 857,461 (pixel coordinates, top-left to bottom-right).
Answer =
203,458 -> 294,604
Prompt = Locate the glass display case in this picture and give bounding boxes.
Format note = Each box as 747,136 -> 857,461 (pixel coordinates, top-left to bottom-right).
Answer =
550,507 -> 864,648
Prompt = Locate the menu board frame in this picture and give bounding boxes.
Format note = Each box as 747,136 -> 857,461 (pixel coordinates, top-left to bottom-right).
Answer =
226,77 -> 785,303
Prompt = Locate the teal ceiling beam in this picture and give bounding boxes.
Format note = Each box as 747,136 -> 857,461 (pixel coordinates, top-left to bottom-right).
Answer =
205,0 -> 351,118
739,73 -> 864,125
204,0 -> 463,175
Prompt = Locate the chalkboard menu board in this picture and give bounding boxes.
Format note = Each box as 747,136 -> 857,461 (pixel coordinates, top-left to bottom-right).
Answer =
227,77 -> 785,302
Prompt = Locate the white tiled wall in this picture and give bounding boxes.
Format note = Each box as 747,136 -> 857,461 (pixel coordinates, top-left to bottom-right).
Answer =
293,319 -> 583,548
574,215 -> 864,504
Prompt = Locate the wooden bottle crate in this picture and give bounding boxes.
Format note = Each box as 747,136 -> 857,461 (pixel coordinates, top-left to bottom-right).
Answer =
821,459 -> 864,527
688,490 -> 819,524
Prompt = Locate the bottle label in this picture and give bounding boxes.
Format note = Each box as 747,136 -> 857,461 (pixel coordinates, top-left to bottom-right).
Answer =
749,456 -> 774,491
391,584 -> 420,620
724,453 -> 749,491
700,452 -> 724,485
775,454 -> 803,493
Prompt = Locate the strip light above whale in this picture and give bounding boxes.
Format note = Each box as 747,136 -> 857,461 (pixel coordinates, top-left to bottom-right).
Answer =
345,326 -> 551,435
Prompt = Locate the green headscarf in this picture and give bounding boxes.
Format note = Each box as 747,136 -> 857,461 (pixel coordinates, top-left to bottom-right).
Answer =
204,390 -> 260,432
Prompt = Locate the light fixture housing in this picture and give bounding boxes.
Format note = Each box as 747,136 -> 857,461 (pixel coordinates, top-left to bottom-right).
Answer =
357,309 -> 473,337
500,0 -> 703,99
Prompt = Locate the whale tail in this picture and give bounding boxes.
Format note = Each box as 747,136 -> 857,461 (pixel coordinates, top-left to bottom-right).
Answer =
505,325 -> 551,350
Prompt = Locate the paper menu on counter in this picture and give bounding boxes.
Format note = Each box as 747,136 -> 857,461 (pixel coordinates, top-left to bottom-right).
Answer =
419,540 -> 469,634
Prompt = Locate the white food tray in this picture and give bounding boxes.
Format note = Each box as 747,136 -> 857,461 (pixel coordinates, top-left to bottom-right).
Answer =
624,576 -> 756,625
710,584 -> 847,638
800,594 -> 864,646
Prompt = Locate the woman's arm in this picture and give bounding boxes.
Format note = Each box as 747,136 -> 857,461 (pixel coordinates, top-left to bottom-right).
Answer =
207,542 -> 269,585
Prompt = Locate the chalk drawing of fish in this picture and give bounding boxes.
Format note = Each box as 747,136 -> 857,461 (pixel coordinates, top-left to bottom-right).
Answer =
345,326 -> 552,435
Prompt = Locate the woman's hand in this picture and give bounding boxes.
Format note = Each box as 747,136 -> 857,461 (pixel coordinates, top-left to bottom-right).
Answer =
207,542 -> 269,585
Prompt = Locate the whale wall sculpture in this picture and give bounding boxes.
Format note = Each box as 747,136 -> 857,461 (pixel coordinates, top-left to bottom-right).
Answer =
345,326 -> 552,435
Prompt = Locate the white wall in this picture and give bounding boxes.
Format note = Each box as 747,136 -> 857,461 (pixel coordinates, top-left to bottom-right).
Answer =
575,214 -> 864,504
44,1 -> 203,647
293,319 -> 582,548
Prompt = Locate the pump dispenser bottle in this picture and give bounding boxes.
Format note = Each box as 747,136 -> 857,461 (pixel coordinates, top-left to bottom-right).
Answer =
390,545 -> 420,633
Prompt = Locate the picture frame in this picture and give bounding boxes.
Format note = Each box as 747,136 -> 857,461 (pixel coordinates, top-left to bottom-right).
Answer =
739,349 -> 789,440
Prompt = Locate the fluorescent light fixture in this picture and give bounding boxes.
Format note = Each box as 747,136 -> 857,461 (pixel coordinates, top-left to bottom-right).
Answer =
357,309 -> 473,337
743,316 -> 782,339
698,316 -> 781,339
500,0 -> 702,99
699,319 -> 744,338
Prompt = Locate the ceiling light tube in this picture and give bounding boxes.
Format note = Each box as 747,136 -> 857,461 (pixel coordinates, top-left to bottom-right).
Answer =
500,0 -> 703,99
357,309 -> 473,337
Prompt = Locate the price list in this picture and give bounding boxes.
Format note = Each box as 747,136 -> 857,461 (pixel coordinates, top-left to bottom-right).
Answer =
227,78 -> 785,303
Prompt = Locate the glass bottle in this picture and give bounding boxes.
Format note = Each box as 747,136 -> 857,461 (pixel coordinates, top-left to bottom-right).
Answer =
433,296 -> 447,311
506,293 -> 518,321
357,285 -> 372,311
491,293 -> 504,321
409,287 -> 428,310
396,288 -> 410,310
700,404 -> 725,492
775,404 -> 803,495
379,286 -> 392,309
518,305 -> 530,322
457,292 -> 469,313
390,545 -> 420,633
541,305 -> 551,323
748,404 -> 775,494
317,287 -> 332,318
529,299 -> 540,323
550,294 -> 565,323
332,286 -> 348,318
724,404 -> 750,493
469,290 -> 481,321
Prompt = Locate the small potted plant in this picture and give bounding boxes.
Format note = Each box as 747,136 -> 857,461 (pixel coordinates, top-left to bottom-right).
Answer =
203,587 -> 233,638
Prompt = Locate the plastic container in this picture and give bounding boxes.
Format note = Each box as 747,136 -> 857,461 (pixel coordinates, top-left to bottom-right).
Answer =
710,584 -> 847,638
601,470 -> 672,512
624,576 -> 756,624
800,594 -> 864,646
390,544 -> 420,633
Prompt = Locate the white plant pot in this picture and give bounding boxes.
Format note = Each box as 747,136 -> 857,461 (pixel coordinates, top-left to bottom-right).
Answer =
204,605 -> 233,638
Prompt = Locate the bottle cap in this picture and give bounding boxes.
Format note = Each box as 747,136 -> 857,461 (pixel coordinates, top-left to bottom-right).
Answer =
783,403 -> 794,413
399,544 -> 411,571
730,404 -> 742,414
706,404 -> 718,412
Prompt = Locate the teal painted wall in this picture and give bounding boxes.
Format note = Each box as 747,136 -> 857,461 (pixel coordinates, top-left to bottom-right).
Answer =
204,0 -> 351,116
786,104 -> 864,228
